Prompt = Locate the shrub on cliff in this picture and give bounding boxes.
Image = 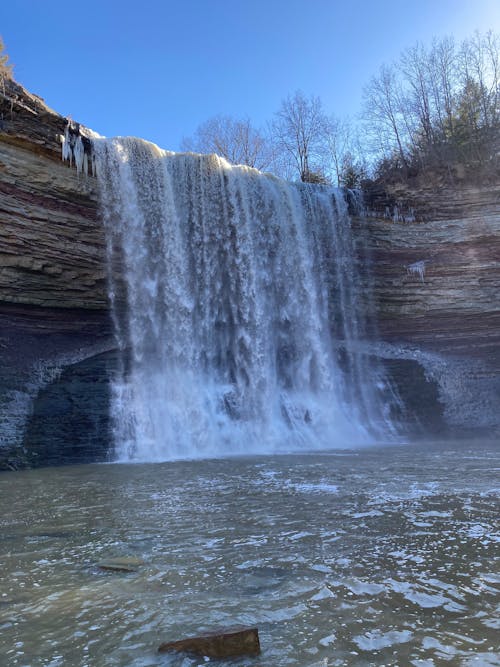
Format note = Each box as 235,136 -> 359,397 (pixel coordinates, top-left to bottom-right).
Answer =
0,36 -> 14,80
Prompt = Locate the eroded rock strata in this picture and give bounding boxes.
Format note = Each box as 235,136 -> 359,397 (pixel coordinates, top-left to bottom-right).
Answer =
356,183 -> 500,435
0,80 -> 114,468
1,79 -> 498,468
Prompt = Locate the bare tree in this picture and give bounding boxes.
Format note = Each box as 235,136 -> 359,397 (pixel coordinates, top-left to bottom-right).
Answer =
429,36 -> 458,140
271,91 -> 330,182
363,63 -> 411,170
181,115 -> 271,170
324,115 -> 351,186
483,30 -> 500,128
461,30 -> 500,130
401,43 -> 436,151
363,29 -> 499,181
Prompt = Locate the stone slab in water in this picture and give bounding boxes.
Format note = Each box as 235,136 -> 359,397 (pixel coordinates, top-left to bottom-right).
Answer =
158,627 -> 261,658
97,557 -> 144,572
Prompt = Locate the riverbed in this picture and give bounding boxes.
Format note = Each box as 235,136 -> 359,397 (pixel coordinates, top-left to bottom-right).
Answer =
1,441 -> 498,666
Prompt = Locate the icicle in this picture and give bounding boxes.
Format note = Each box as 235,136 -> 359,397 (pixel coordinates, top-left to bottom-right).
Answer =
61,120 -> 90,176
73,135 -> 84,174
405,207 -> 415,223
407,260 -> 427,282
60,134 -> 66,161
61,123 -> 72,163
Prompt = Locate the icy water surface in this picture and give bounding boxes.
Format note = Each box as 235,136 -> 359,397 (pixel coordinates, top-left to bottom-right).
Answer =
0,441 -> 499,666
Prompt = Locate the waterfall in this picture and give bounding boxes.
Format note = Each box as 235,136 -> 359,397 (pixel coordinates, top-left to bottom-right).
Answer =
94,137 -> 390,461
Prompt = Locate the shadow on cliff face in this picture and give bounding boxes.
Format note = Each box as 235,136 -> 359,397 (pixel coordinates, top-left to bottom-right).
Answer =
1,329 -> 496,471
382,358 -> 446,435
7,351 -> 494,470
22,351 -> 118,468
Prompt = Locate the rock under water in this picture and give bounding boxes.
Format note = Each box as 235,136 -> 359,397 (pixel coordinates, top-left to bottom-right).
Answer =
158,627 -> 261,658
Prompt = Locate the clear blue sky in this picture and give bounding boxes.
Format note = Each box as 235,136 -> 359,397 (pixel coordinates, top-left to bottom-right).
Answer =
1,1 -> 499,150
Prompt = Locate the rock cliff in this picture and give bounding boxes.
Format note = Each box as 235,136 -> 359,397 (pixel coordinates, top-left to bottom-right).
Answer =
1,79 -> 498,468
0,79 -> 114,469
355,183 -> 500,435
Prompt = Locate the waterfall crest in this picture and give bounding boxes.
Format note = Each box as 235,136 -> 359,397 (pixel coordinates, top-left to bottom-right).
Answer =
95,137 -> 390,461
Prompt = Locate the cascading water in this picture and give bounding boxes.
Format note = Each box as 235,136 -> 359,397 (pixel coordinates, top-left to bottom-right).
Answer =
94,137 -> 391,461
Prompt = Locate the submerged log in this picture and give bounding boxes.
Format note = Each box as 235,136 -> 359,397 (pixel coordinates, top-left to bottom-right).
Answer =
158,626 -> 261,658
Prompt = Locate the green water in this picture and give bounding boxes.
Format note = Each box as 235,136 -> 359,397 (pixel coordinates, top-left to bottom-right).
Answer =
0,442 -> 499,666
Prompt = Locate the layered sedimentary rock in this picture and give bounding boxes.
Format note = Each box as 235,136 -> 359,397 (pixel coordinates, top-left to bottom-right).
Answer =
0,78 -> 498,468
0,79 -> 115,468
356,183 -> 500,434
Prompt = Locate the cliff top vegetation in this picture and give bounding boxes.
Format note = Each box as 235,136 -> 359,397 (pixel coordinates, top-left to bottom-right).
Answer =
364,30 -> 499,187
182,29 -> 499,188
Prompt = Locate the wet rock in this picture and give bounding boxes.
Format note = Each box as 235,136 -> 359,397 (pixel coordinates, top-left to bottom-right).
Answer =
97,557 -> 144,572
158,627 -> 261,658
351,182 -> 500,435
